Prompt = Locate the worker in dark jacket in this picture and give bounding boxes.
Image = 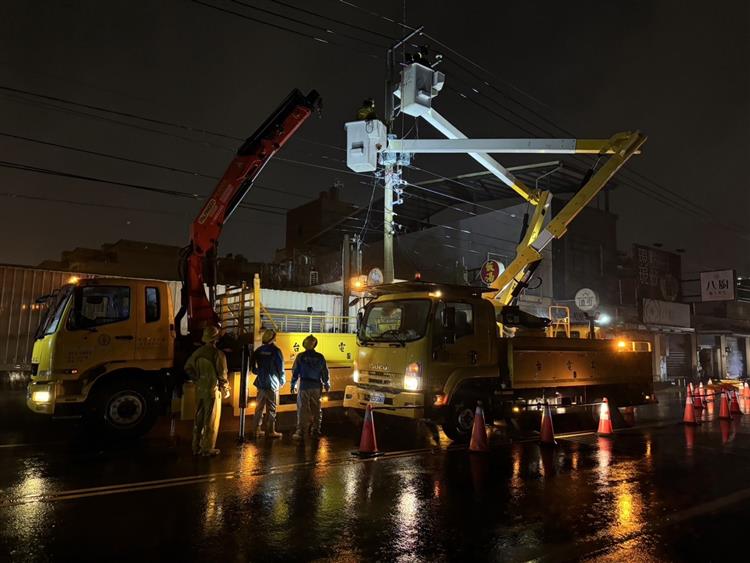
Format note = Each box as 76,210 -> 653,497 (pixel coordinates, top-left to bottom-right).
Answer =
291,335 -> 330,440
250,329 -> 285,439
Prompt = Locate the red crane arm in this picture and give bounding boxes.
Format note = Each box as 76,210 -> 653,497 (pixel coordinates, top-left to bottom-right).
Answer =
177,89 -> 320,335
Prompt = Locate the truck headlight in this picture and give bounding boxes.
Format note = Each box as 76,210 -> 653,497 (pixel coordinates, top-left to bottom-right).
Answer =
32,390 -> 52,403
404,362 -> 421,391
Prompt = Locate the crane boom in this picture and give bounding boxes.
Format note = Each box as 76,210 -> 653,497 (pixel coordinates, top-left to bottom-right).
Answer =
176,89 -> 320,335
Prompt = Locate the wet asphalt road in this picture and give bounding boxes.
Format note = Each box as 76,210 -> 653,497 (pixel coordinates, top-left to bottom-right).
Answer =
2,384 -> 750,562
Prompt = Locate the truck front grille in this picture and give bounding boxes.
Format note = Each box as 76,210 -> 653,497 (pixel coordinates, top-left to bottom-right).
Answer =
365,371 -> 400,386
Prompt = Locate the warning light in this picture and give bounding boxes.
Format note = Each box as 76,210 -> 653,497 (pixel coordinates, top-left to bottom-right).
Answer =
249,401 -> 257,408
322,395 -> 329,402
68,276 -> 80,284
615,339 -> 628,351
414,272 -> 422,281
512,406 -> 520,413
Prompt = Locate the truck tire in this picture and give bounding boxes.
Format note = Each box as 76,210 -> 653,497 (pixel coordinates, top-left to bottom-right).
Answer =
90,378 -> 159,439
441,395 -> 479,443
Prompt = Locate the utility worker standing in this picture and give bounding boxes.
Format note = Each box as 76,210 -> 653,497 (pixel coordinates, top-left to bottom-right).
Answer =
184,325 -> 230,456
291,335 -> 330,440
250,329 -> 285,439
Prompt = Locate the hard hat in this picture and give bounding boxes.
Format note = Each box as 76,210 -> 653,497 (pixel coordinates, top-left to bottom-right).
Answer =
262,329 -> 277,344
202,325 -> 221,343
302,334 -> 318,350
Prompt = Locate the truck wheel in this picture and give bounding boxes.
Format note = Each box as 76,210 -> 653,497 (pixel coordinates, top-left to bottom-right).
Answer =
91,379 -> 159,438
441,396 -> 478,443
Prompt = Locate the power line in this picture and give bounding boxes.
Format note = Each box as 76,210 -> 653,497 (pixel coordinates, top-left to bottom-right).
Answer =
0,160 -> 286,217
267,0 -> 395,41
229,0 -> 388,49
0,130 -> 312,199
190,0 -> 381,59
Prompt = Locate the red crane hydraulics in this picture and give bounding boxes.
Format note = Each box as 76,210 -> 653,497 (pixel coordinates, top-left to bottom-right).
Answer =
177,89 -> 320,336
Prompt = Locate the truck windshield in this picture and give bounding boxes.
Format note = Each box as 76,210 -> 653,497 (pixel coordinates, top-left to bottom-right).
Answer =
34,285 -> 74,339
359,299 -> 431,343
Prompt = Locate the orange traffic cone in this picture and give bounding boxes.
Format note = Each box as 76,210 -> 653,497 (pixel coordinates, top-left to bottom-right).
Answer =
469,402 -> 490,453
598,398 -> 614,436
354,404 -> 380,457
706,386 -> 715,416
744,381 -> 750,400
539,402 -> 556,446
694,382 -> 704,409
730,389 -> 743,416
718,391 -> 732,420
683,388 -> 698,425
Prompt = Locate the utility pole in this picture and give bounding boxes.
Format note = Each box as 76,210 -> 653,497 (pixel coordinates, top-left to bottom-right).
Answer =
382,26 -> 423,285
383,164 -> 395,283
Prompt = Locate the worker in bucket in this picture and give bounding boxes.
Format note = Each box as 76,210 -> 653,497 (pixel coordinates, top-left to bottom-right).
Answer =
249,329 -> 285,439
290,335 -> 330,441
184,325 -> 230,457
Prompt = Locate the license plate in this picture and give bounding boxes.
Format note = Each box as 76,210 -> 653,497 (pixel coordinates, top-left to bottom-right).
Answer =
369,392 -> 385,404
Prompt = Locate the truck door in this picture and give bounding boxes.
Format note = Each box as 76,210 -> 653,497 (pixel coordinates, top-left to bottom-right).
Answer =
56,284 -> 136,372
430,300 -> 494,381
135,282 -> 173,362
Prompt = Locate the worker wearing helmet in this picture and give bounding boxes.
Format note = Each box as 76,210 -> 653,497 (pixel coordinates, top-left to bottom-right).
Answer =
184,325 -> 230,456
250,328 -> 285,439
290,334 -> 330,440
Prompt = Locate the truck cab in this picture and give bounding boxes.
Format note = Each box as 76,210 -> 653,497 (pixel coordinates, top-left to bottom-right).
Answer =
27,278 -> 176,436
344,282 -> 501,439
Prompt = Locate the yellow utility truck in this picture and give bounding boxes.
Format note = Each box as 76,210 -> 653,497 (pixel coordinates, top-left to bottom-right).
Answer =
27,276 -> 356,437
344,281 -> 652,441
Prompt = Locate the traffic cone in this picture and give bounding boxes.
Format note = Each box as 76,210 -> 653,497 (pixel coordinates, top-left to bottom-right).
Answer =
539,402 -> 556,446
683,388 -> 698,425
718,391 -> 732,420
354,404 -> 380,457
730,389 -> 743,416
706,386 -> 715,416
469,401 -> 490,453
694,382 -> 704,409
597,398 -> 614,436
744,382 -> 750,400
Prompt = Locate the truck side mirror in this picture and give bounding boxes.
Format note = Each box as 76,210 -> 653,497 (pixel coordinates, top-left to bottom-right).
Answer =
356,311 -> 364,331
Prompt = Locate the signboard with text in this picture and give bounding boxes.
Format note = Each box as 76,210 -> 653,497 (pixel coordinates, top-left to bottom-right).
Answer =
480,260 -> 504,286
642,298 -> 691,327
700,269 -> 736,302
634,244 -> 682,302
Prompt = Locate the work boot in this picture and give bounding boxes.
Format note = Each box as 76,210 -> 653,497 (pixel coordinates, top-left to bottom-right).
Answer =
201,449 -> 220,457
266,425 -> 283,439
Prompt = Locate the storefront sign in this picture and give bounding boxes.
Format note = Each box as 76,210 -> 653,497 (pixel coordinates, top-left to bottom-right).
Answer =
642,298 -> 691,327
700,269 -> 735,302
634,244 -> 682,302
479,260 -> 504,286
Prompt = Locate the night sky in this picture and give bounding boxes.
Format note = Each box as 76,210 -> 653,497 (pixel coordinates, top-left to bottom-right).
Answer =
1,1 -> 748,275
